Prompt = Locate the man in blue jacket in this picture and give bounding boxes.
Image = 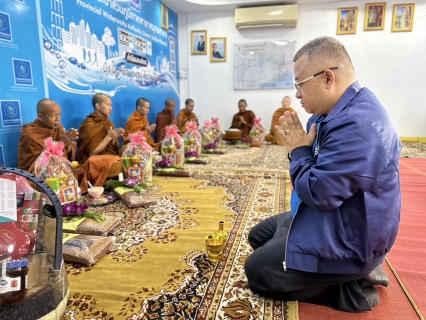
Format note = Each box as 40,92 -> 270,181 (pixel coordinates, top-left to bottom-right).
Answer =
244,36 -> 401,312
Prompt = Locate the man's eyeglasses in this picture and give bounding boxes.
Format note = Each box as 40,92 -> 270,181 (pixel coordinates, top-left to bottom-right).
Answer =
294,67 -> 339,92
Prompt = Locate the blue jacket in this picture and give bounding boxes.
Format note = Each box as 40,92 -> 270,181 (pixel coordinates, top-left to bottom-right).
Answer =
286,81 -> 401,274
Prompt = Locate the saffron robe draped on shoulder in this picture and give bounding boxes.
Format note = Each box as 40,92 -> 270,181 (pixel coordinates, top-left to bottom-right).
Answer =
177,109 -> 199,135
265,107 -> 296,144
17,119 -> 76,172
122,111 -> 159,152
76,112 -> 121,194
77,112 -> 119,164
155,109 -> 175,142
230,110 -> 256,137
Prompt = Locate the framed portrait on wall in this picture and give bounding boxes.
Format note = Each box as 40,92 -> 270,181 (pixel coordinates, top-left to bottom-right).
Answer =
392,4 -> 415,32
161,4 -> 169,29
337,7 -> 358,35
364,3 -> 386,30
210,37 -> 226,62
191,30 -> 207,55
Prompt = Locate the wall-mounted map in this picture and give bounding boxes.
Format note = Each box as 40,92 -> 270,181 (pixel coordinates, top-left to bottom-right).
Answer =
234,40 -> 295,90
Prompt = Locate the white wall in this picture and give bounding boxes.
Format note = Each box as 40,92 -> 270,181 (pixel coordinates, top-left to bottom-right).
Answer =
178,1 -> 426,137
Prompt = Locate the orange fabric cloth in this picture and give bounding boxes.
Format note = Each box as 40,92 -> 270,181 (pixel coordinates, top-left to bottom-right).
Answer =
155,109 -> 175,142
177,109 -> 199,136
265,107 -> 296,144
17,119 -> 76,172
230,110 -> 256,137
122,111 -> 159,152
77,112 -> 119,164
77,155 -> 121,194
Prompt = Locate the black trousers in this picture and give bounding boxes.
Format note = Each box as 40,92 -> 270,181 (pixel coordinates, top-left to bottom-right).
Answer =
244,212 -> 379,312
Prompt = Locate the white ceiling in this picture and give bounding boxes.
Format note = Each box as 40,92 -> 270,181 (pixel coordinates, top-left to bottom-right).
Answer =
160,0 -> 346,14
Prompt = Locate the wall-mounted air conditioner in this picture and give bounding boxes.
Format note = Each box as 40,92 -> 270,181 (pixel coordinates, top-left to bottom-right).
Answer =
235,4 -> 298,30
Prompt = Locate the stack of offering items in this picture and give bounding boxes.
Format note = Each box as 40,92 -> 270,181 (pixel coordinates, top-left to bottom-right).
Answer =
34,137 -> 78,204
160,125 -> 185,167
200,119 -> 226,154
250,118 -> 266,147
121,131 -> 153,186
183,121 -> 210,164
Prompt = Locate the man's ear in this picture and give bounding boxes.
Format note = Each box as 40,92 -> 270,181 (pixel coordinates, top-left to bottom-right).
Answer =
37,113 -> 43,121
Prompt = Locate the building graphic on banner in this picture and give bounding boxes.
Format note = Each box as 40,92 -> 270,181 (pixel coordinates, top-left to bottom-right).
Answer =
42,0 -> 179,97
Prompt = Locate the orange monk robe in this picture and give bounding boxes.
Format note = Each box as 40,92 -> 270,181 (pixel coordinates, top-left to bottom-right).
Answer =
265,107 -> 296,144
17,119 -> 76,172
77,112 -> 119,164
122,111 -> 160,152
230,110 -> 256,137
177,109 -> 199,136
155,108 -> 175,142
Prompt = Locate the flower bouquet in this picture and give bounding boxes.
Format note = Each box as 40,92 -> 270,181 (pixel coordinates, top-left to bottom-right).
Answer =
121,131 -> 153,186
62,201 -> 105,222
250,118 -> 266,147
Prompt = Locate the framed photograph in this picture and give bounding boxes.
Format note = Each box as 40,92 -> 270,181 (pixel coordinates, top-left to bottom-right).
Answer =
364,3 -> 386,30
392,4 -> 415,32
337,7 -> 358,35
191,30 -> 207,55
210,37 -> 227,62
127,167 -> 143,181
161,4 -> 168,29
60,185 -> 77,204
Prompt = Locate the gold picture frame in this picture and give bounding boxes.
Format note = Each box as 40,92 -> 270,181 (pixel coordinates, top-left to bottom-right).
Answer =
364,3 -> 386,30
161,4 -> 169,29
210,37 -> 226,62
392,4 -> 415,32
337,7 -> 358,35
191,30 -> 207,55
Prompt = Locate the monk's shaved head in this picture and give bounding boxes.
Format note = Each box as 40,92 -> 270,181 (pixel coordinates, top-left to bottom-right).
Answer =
37,98 -> 56,114
136,97 -> 149,110
92,93 -> 109,109
36,99 -> 62,129
165,98 -> 175,107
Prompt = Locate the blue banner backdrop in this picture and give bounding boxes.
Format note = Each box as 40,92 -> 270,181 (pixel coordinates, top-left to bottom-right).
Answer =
0,0 -> 47,168
0,0 -> 179,168
39,0 -> 180,136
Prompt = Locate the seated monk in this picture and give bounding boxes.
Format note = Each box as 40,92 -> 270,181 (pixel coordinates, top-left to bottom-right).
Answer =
17,98 -> 78,172
230,99 -> 256,137
177,98 -> 199,135
155,98 -> 178,142
122,97 -> 159,152
265,96 -> 296,144
77,93 -> 124,194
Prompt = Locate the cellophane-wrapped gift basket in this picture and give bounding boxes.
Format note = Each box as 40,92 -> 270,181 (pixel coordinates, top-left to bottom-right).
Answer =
183,121 -> 201,160
160,125 -> 185,167
121,131 -> 153,185
250,118 -> 266,147
0,168 -> 69,319
33,137 -> 78,204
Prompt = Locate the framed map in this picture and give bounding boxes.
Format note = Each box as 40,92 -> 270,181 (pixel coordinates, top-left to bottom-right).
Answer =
234,41 -> 295,90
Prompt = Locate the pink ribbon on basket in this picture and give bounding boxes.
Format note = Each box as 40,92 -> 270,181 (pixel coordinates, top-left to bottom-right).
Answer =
40,137 -> 65,166
128,131 -> 151,150
211,117 -> 220,126
165,125 -> 181,142
186,121 -> 200,138
254,118 -> 262,126
203,120 -> 212,131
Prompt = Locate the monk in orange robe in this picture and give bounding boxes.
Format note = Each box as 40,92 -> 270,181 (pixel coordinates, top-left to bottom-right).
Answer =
177,98 -> 199,135
230,99 -> 256,137
155,98 -> 178,142
122,97 -> 159,152
17,99 -> 78,172
77,93 -> 124,194
265,96 -> 296,144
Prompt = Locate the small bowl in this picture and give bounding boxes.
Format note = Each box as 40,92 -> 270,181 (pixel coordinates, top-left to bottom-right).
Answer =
225,130 -> 242,140
88,187 -> 104,199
